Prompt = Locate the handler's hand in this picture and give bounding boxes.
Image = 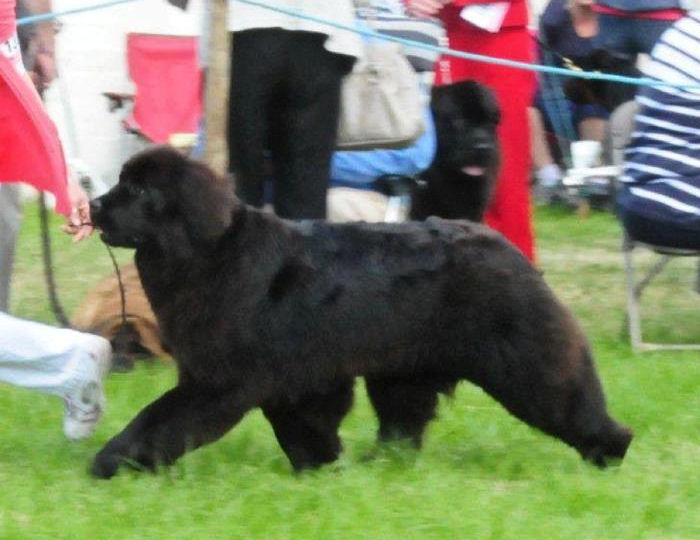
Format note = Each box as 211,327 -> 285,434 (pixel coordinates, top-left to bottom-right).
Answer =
61,181 -> 94,242
405,0 -> 451,18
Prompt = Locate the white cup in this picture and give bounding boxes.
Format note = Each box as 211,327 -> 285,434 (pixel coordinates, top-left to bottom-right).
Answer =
570,140 -> 603,169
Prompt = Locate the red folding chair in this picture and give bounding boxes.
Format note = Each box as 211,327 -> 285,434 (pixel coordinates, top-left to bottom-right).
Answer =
105,33 -> 202,145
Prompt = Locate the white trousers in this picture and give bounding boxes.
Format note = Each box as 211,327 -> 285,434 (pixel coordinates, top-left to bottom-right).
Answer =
0,312 -> 102,397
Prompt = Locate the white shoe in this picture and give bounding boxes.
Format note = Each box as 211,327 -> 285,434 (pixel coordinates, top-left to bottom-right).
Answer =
63,336 -> 112,440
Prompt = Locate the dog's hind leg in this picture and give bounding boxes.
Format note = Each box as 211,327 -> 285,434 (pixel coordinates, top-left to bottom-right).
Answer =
472,343 -> 633,467
91,383 -> 254,478
262,377 -> 354,472
365,375 -> 454,448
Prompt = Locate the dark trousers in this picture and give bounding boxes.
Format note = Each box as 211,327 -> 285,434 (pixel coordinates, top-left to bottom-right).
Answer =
228,29 -> 354,220
620,209 -> 700,250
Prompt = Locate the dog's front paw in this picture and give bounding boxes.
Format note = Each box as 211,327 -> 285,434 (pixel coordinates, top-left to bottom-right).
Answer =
90,437 -> 156,478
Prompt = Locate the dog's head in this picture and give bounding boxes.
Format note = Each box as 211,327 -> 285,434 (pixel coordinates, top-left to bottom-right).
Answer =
564,49 -> 640,113
430,80 -> 501,177
90,146 -> 235,258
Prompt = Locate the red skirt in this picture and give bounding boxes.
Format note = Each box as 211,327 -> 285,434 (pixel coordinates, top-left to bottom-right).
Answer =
0,34 -> 70,216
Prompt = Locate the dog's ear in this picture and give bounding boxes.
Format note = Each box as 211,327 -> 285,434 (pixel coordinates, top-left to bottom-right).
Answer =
476,84 -> 501,126
431,83 -> 458,119
177,160 -> 236,249
432,81 -> 501,126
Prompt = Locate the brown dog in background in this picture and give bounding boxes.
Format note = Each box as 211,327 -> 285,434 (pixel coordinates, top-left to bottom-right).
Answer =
72,263 -> 168,369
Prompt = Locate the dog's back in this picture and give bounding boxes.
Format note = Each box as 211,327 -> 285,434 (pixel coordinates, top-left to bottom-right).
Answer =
281,217 -> 565,371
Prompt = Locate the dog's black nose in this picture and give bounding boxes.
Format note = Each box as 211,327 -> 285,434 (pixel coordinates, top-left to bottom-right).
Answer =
89,198 -> 103,219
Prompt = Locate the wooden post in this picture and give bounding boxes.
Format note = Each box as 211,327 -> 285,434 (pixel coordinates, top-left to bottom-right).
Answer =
203,0 -> 231,178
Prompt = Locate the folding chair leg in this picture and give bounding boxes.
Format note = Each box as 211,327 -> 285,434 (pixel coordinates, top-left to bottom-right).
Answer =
634,255 -> 672,298
623,243 -> 643,351
623,240 -> 700,351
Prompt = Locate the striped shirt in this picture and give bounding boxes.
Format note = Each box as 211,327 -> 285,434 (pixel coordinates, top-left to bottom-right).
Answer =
619,12 -> 700,226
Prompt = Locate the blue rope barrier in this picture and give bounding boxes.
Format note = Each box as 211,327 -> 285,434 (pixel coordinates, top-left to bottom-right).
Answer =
16,0 -> 700,91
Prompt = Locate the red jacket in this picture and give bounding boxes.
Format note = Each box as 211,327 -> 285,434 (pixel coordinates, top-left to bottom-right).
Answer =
0,0 -> 70,216
440,0 -> 529,32
0,0 -> 16,42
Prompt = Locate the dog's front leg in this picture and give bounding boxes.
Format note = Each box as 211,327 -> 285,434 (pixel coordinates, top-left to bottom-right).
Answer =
262,378 -> 355,471
91,384 -> 251,478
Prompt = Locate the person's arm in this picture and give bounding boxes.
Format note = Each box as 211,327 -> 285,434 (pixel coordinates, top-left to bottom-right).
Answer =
17,1 -> 90,240
331,108 -> 437,188
405,0 -> 521,18
20,0 -> 56,91
404,0 -> 452,18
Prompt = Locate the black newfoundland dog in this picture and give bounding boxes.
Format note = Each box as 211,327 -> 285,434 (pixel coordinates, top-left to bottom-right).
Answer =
89,147 -> 632,478
412,80 -> 500,222
376,80 -> 500,223
563,49 -> 640,116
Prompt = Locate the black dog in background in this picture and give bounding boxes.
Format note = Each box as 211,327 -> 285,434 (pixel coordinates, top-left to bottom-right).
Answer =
564,48 -> 640,117
411,80 -> 500,222
89,147 -> 632,478
376,80 -> 500,223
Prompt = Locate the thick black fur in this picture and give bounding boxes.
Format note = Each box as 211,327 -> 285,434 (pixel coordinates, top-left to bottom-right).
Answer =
411,80 -> 501,222
89,147 -> 632,478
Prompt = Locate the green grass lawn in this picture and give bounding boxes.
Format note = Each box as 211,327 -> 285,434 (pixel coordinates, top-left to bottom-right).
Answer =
2,203 -> 700,539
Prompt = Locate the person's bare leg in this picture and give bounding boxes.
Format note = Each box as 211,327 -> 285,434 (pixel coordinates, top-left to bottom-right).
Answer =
579,118 -> 607,143
529,107 -> 562,203
529,107 -> 555,171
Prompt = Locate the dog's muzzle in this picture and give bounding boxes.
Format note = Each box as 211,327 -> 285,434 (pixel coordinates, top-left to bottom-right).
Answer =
89,196 -> 136,247
89,197 -> 104,224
